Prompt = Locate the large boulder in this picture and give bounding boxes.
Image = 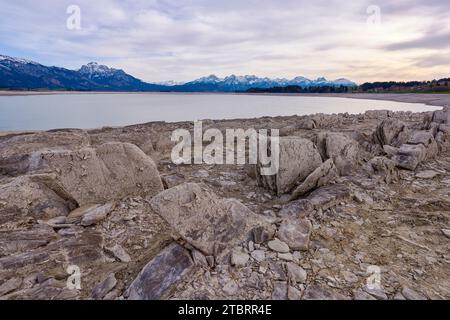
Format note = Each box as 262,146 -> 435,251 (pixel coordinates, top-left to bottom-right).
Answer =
392,144 -> 427,170
373,119 -> 410,147
365,156 -> 397,183
256,136 -> 323,195
149,183 -> 269,256
319,133 -> 360,175
432,106 -> 450,124
407,130 -> 438,159
0,130 -> 90,176
290,159 -> 338,200
0,175 -> 75,223
126,243 -> 194,300
41,142 -> 164,205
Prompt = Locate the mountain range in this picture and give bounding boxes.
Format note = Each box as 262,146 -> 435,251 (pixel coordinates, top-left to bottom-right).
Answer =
0,54 -> 356,92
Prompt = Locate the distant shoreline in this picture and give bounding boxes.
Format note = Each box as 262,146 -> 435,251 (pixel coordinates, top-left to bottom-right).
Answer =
0,90 -> 449,107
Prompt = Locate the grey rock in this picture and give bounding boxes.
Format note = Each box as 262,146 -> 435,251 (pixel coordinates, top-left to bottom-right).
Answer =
222,280 -> 239,296
393,144 -> 427,170
366,156 -> 397,183
231,249 -> 250,267
278,199 -> 314,219
192,250 -> 209,268
286,262 -> 307,283
162,174 -> 185,189
432,106 -> 450,124
251,250 -> 266,262
42,142 -> 164,206
401,286 -> 427,300
268,238 -> 290,253
105,244 -> 131,263
374,119 -> 410,147
287,285 -> 303,300
291,159 -> 338,200
415,170 -> 439,179
256,136 -> 323,195
278,253 -> 293,261
252,225 -> 276,244
0,224 -> 56,256
126,243 -> 194,300
0,278 -> 22,297
303,284 -> 348,300
92,273 -> 117,299
271,281 -> 288,300
307,184 -> 351,210
150,183 -> 265,256
80,202 -> 115,226
441,229 -> 450,238
277,218 -> 312,251
323,132 -> 360,175
363,286 -> 388,300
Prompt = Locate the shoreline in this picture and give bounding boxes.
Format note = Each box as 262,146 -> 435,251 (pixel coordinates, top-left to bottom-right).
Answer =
0,90 -> 449,107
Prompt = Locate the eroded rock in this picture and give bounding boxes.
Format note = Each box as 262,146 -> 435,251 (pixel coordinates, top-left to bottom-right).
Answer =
126,243 -> 194,300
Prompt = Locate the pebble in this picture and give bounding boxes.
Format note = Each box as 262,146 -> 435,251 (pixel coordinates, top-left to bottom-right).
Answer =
251,250 -> 266,262
286,262 -> 307,283
401,286 -> 427,300
278,253 -> 293,261
222,280 -> 239,296
231,250 -> 250,267
268,239 -> 290,253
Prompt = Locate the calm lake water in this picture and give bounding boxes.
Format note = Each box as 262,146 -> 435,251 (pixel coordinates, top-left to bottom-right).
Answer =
0,93 -> 439,131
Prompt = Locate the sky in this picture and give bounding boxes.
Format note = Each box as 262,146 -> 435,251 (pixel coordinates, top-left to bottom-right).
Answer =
0,0 -> 449,84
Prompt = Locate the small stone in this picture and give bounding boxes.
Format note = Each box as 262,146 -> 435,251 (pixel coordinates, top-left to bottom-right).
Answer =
278,253 -> 293,261
192,250 -> 209,268
252,225 -> 275,244
106,244 -> 131,263
80,202 -> 115,226
92,273 -> 117,299
268,238 -> 290,253
231,249 -> 250,267
441,229 -> 450,238
277,218 -> 312,251
251,250 -> 266,262
271,281 -> 288,300
248,241 -> 255,252
46,216 -> 67,225
363,287 -> 388,300
223,280 -> 239,296
342,270 -> 359,284
286,262 -> 307,283
415,170 -> 439,179
401,286 -> 427,300
287,285 -> 302,300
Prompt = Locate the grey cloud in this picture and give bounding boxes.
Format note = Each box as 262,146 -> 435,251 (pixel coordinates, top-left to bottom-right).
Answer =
385,32 -> 450,50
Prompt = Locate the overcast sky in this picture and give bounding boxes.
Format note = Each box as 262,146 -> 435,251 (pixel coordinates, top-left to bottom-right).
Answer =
0,0 -> 449,83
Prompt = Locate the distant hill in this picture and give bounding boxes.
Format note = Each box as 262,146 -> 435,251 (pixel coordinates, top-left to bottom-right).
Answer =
358,79 -> 450,93
246,79 -> 450,94
0,55 -> 165,91
0,54 -> 356,92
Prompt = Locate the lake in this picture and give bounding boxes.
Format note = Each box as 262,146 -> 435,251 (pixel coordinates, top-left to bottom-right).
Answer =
0,93 -> 439,131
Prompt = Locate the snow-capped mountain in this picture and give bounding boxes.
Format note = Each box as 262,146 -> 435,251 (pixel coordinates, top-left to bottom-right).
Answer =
169,74 -> 356,92
0,55 -> 163,91
0,54 -> 357,91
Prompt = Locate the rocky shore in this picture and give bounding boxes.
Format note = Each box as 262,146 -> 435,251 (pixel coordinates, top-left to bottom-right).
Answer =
0,106 -> 449,300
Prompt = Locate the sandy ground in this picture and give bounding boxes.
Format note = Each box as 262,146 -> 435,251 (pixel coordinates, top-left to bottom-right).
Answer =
0,91 -> 449,107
